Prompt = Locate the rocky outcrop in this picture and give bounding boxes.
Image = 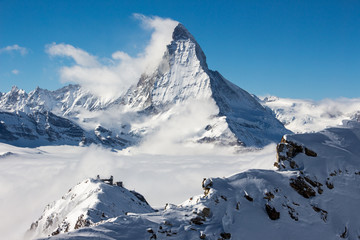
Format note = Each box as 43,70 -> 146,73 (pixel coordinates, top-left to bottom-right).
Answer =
265,204 -> 280,220
275,136 -> 317,170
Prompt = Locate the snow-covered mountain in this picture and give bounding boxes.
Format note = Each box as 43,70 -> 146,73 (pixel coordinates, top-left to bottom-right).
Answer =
32,119 -> 360,239
0,110 -> 132,148
27,177 -> 154,239
260,96 -> 360,133
0,24 -> 290,149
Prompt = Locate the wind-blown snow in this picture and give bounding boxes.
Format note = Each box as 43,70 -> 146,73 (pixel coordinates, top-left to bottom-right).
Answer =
46,15 -> 178,101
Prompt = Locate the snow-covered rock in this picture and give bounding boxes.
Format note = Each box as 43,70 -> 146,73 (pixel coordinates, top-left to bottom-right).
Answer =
0,23 -> 290,149
27,178 -> 153,239
38,120 -> 360,239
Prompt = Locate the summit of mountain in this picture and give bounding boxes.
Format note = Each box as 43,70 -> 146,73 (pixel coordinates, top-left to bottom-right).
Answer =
0,23 -> 290,148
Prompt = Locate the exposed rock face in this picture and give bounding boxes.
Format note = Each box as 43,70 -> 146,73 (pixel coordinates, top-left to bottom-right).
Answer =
265,204 -> 280,220
275,136 -> 317,170
289,176 -> 316,198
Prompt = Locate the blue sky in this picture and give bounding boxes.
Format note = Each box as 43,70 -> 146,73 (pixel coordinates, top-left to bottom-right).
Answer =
0,0 -> 359,100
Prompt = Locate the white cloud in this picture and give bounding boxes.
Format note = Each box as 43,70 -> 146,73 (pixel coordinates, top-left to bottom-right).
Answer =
0,44 -> 28,55
11,69 -> 19,75
46,43 -> 99,67
46,14 -> 179,102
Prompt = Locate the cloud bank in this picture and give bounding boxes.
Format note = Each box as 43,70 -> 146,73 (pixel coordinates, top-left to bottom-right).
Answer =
0,44 -> 28,55
46,15 -> 178,101
0,142 -> 276,240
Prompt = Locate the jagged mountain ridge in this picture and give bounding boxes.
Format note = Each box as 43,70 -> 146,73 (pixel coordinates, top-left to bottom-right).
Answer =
0,111 -> 131,148
33,120 -> 360,240
0,23 -> 290,148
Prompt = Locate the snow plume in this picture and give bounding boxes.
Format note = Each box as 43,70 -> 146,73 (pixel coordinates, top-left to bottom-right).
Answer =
134,98 -> 229,155
46,15 -> 178,102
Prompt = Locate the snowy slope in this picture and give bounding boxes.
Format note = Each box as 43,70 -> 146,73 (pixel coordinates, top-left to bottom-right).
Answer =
0,23 -> 290,149
120,23 -> 290,147
0,111 -> 132,148
36,120 -> 360,240
261,96 -> 360,133
27,178 -> 153,239
0,111 -> 85,147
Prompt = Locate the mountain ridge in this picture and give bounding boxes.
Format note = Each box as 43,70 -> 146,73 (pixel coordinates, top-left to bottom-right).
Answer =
0,23 -> 290,148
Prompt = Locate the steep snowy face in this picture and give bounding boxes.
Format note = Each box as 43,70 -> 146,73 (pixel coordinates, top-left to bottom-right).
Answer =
0,86 -> 29,112
0,111 -> 85,147
151,24 -> 211,105
41,121 -> 360,240
123,23 -> 289,147
124,24 -> 212,109
27,178 -> 153,239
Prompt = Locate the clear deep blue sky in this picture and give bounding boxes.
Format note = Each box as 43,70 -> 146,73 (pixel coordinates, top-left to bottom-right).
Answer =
1,0 -> 359,100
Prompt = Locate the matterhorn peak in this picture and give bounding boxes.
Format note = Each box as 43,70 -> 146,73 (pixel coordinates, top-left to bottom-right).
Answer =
168,23 -> 208,69
172,23 -> 196,42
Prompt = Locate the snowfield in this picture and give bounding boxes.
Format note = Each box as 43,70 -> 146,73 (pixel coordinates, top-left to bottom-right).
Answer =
21,120 -> 360,240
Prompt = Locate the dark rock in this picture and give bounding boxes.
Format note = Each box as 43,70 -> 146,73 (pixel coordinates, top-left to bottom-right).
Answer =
286,205 -> 298,221
275,137 -> 317,170
202,178 -> 213,196
220,195 -> 227,201
265,204 -> 280,220
220,232 -> 231,239
290,177 -> 316,198
304,147 -> 317,157
244,194 -> 253,202
74,214 -> 90,229
130,190 -> 151,206
51,228 -> 60,236
312,206 -> 328,222
198,207 -> 211,218
264,192 -> 275,201
340,227 -> 348,238
304,176 -> 323,194
326,181 -> 334,189
190,216 -> 205,225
